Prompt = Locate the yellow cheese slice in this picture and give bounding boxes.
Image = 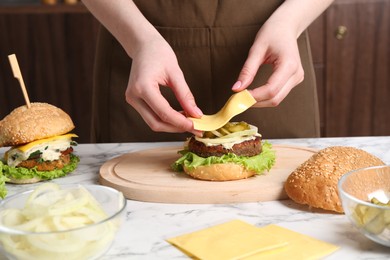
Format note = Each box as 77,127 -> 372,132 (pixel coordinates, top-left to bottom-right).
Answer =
189,90 -> 256,131
167,220 -> 288,260
245,225 -> 339,260
16,133 -> 78,152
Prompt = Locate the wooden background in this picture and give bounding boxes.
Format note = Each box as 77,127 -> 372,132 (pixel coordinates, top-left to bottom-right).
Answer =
0,0 -> 389,143
0,4 -> 98,143
309,0 -> 390,137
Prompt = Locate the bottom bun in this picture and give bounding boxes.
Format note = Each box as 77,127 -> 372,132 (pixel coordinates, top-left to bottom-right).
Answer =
184,163 -> 256,181
7,177 -> 42,184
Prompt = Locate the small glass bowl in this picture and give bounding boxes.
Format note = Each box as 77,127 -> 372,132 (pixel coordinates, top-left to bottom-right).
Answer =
0,184 -> 126,259
338,165 -> 390,247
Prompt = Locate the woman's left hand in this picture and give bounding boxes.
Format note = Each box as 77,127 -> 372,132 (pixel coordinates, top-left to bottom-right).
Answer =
232,0 -> 334,107
232,23 -> 304,107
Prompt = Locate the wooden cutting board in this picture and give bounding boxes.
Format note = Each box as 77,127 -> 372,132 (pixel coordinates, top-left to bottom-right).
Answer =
99,145 -> 316,204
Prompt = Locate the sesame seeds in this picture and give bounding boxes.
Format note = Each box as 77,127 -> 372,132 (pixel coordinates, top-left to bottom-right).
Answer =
0,103 -> 74,147
285,146 -> 385,213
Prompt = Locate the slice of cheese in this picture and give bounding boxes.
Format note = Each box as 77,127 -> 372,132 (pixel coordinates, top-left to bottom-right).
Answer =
5,133 -> 78,167
189,90 -> 256,131
167,220 -> 288,260
16,133 -> 78,152
245,225 -> 339,260
167,220 -> 339,260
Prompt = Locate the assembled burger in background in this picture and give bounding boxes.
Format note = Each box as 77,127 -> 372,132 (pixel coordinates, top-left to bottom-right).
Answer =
172,121 -> 275,181
0,102 -> 79,196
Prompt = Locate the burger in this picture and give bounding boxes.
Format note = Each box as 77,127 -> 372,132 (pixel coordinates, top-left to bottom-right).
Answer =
172,121 -> 276,181
0,102 -> 79,191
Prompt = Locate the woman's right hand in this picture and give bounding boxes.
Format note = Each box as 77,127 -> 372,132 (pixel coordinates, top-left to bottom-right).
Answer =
81,0 -> 202,134
125,36 -> 203,134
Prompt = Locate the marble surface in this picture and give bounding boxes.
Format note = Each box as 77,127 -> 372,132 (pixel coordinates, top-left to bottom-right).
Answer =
1,136 -> 390,259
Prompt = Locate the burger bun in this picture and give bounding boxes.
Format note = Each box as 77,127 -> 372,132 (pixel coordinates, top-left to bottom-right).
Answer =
0,102 -> 74,147
6,177 -> 42,184
184,163 -> 256,181
284,146 -> 385,213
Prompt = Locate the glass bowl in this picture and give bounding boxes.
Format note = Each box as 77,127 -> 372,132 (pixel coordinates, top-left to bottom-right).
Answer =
338,165 -> 390,247
0,184 -> 126,260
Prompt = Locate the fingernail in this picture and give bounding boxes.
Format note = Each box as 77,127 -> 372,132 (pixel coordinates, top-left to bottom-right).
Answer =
232,81 -> 242,90
194,107 -> 203,117
192,130 -> 203,137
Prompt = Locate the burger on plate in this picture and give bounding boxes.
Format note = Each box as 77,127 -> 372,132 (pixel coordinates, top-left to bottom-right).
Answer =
172,121 -> 275,181
0,102 -> 79,190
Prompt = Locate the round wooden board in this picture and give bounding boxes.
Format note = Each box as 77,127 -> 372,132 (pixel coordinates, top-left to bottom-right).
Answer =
99,145 -> 316,204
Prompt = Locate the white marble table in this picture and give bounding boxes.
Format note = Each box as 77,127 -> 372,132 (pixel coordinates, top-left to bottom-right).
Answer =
2,137 -> 390,259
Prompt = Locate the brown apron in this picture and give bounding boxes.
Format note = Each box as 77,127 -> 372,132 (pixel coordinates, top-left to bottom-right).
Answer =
91,0 -> 320,143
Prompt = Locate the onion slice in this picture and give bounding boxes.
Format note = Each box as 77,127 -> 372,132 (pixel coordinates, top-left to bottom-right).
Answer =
196,125 -> 259,145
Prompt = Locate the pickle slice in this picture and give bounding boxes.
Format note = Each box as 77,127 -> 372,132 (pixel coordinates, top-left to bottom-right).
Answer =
371,197 -> 390,207
203,121 -> 250,138
224,122 -> 250,133
362,207 -> 382,225
352,204 -> 369,227
384,210 -> 390,225
218,127 -> 231,136
203,132 -> 216,138
364,213 -> 386,234
352,198 -> 390,235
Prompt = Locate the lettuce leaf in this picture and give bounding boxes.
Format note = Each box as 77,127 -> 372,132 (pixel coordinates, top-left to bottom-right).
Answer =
171,141 -> 276,174
0,154 -> 80,199
0,162 -> 9,199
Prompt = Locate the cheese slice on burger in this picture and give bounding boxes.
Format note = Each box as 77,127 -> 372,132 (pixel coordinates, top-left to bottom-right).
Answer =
5,133 -> 77,167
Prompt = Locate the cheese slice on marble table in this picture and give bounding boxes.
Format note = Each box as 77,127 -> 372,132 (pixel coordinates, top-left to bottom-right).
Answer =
245,224 -> 339,260
167,220 -> 288,260
167,220 -> 339,260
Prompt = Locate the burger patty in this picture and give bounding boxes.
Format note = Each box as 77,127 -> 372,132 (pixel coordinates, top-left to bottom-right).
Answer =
17,147 -> 73,171
188,136 -> 262,157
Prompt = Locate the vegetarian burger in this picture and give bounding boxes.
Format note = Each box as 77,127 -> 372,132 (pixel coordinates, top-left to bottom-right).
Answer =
172,122 -> 276,181
0,102 -> 79,185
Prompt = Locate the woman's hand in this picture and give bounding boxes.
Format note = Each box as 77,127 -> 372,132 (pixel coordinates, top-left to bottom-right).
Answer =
232,0 -> 334,107
81,0 -> 202,134
233,24 -> 304,107
125,36 -> 203,134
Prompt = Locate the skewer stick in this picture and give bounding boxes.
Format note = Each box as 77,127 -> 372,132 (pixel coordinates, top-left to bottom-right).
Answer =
8,54 -> 31,108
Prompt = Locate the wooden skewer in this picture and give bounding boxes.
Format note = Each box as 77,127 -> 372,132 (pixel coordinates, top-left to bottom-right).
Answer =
8,54 -> 31,108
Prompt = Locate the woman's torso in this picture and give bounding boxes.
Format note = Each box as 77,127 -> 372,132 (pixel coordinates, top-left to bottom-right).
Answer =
91,0 -> 320,142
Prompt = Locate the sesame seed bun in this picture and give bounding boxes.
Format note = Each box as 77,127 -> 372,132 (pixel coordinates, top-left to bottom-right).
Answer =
184,163 -> 256,181
0,102 -> 74,147
284,146 -> 385,213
